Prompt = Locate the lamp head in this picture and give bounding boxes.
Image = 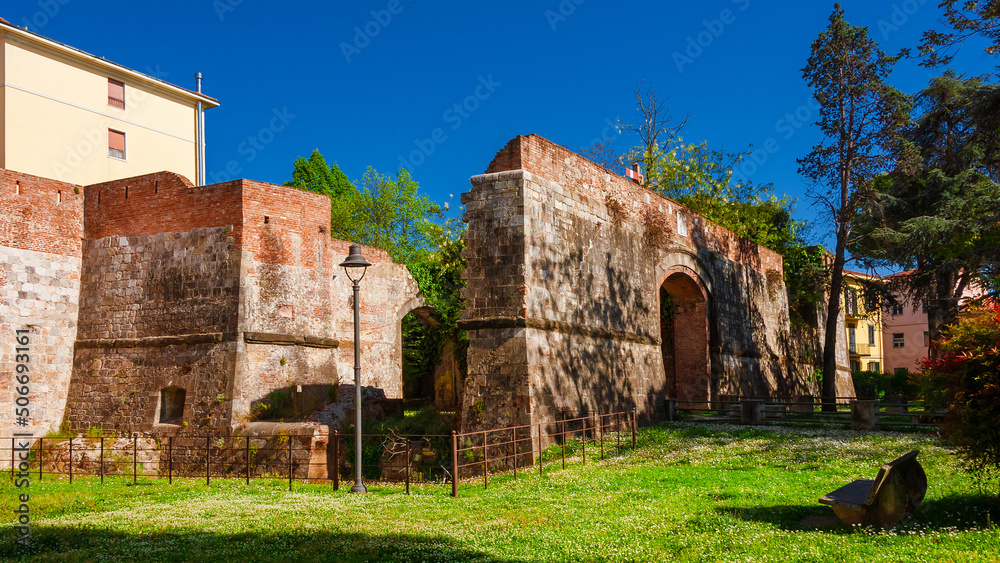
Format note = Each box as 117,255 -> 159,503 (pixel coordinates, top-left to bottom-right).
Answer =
339,244 -> 372,281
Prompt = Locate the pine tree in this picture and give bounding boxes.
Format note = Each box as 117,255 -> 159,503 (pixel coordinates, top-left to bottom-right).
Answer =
799,4 -> 909,408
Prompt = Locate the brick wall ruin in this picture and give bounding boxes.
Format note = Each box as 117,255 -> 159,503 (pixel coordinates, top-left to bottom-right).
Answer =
459,135 -> 851,432
0,170 -> 84,439
0,168 -> 419,439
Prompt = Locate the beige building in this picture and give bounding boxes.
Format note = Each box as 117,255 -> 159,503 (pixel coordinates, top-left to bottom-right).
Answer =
0,17 -> 218,186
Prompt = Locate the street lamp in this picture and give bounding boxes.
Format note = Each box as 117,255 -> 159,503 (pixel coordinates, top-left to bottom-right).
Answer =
340,244 -> 371,494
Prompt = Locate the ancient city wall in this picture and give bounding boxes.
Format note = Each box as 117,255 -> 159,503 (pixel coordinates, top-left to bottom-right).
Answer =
233,180 -> 339,423
460,135 -> 821,431
0,169 -> 84,438
66,173 -> 244,433
62,172 -> 421,433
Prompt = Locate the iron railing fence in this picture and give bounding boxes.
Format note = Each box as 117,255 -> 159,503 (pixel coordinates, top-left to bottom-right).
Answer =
3,410 -> 639,497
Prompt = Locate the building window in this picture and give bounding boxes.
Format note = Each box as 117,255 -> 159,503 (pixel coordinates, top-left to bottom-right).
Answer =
108,129 -> 126,160
868,361 -> 880,373
868,324 -> 876,345
159,387 -> 186,425
890,303 -> 904,316
893,333 -> 905,348
921,302 -> 927,314
845,289 -> 859,316
924,331 -> 930,347
108,78 -> 125,109
851,360 -> 862,372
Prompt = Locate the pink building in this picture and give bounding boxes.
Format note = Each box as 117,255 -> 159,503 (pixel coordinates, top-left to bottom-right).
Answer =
882,274 -> 983,374
882,293 -> 930,374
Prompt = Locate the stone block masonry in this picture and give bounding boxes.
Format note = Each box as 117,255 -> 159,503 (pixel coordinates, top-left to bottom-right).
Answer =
55,171 -> 420,434
0,170 -> 84,440
459,135 -> 849,437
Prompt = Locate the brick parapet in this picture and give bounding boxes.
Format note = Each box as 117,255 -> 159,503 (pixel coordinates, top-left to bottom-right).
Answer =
0,169 -> 84,257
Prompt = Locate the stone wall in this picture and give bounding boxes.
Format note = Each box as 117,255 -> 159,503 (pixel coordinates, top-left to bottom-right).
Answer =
62,172 -> 420,434
329,239 -> 423,401
459,135 -> 843,432
0,170 -> 84,441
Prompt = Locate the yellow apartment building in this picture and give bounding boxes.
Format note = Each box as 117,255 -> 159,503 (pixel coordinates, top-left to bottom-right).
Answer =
842,270 -> 885,373
0,17 -> 218,186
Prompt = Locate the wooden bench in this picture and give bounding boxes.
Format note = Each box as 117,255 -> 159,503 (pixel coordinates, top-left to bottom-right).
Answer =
819,450 -> 927,528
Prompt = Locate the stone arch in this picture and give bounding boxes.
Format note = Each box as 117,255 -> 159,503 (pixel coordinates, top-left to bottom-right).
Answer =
656,252 -> 716,408
394,295 -> 460,409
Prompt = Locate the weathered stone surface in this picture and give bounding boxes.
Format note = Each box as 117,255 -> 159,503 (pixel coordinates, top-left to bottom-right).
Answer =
459,135 -> 847,434
58,172 -> 420,435
0,170 -> 84,439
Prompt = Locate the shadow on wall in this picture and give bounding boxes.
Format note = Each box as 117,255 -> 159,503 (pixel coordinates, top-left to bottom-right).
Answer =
523,226 -> 657,426
688,218 -> 817,399
520,203 -> 816,425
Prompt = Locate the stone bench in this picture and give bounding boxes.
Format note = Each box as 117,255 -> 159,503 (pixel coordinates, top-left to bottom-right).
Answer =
819,450 -> 927,528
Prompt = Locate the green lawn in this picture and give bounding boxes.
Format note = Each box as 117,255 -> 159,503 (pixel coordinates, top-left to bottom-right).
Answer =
2,423 -> 998,562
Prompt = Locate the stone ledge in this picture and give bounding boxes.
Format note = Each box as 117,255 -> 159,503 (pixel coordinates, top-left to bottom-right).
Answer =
75,332 -> 225,349
243,332 -> 339,349
458,316 -> 658,345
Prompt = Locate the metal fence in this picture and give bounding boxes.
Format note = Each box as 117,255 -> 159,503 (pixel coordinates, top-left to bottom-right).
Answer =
4,409 -> 638,497
668,396 -> 945,431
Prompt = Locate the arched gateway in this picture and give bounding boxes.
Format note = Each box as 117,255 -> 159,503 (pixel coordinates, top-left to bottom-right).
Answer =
458,134 -> 815,434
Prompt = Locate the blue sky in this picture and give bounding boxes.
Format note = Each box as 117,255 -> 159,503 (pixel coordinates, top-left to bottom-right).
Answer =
6,0 -> 996,243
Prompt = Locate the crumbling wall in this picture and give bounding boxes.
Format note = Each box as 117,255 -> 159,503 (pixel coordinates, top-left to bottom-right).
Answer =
0,169 -> 83,439
65,173 -> 242,433
330,240 -> 422,401
63,172 -> 421,434
460,135 -> 831,432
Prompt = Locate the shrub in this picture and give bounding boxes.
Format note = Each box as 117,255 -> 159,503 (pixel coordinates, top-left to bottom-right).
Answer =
850,369 -> 916,400
917,301 -> 1000,483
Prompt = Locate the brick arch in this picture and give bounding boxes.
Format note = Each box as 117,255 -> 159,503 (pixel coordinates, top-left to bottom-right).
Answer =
656,257 -> 715,408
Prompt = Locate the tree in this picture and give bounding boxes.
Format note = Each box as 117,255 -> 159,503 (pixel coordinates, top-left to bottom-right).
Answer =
351,167 -> 442,264
919,0 -> 1000,67
285,149 -> 364,246
852,74 -> 1000,353
620,80 -> 689,186
403,220 -> 469,392
798,4 -> 909,409
614,86 -> 829,317
286,150 -> 442,264
917,300 -> 1000,491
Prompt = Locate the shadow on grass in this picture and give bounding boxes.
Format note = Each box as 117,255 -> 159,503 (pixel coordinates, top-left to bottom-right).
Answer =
0,528 -> 525,563
715,493 -> 999,534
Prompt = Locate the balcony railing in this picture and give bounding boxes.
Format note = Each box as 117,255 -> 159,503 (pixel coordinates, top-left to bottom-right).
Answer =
108,96 -> 125,109
849,342 -> 871,356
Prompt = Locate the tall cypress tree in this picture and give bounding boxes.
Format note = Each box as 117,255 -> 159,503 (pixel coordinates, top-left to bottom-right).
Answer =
799,4 -> 909,408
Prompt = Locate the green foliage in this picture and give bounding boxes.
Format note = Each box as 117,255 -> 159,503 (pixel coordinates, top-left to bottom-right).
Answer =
402,219 -> 468,397
250,390 -> 295,421
851,73 -> 1000,345
287,150 -> 461,393
636,139 -> 828,312
918,0 -> 1000,68
799,3 -> 909,404
851,370 -> 916,400
285,150 -> 442,264
917,301 -> 1000,482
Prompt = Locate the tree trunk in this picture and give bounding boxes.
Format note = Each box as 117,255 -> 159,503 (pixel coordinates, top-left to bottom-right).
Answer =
822,235 -> 848,412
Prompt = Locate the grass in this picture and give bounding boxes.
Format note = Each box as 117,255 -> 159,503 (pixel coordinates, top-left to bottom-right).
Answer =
2,423 -> 998,562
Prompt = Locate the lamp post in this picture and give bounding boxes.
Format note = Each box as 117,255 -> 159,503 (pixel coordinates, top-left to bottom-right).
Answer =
340,244 -> 371,494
